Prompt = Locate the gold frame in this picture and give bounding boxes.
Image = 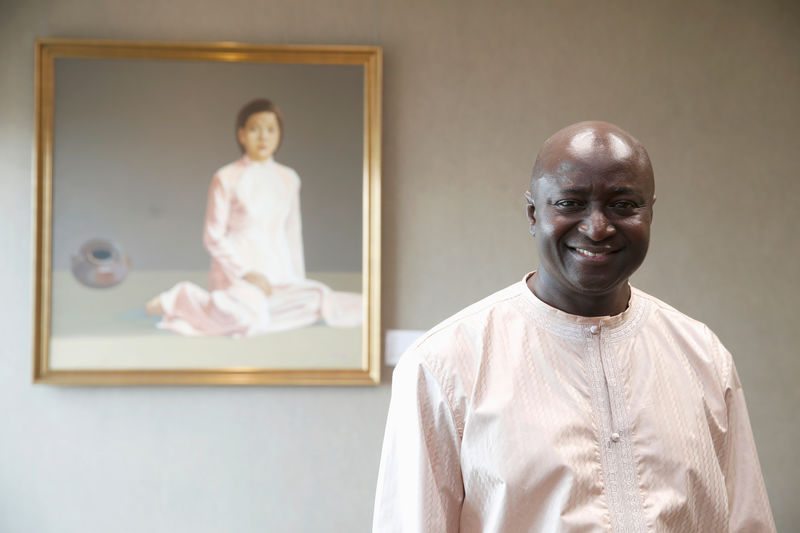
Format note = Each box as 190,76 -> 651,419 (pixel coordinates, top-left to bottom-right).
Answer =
33,39 -> 381,385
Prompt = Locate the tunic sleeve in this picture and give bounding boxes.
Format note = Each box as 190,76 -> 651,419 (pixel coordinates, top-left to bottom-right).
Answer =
202,172 -> 249,278
716,342 -> 776,532
286,171 -> 306,279
372,353 -> 464,532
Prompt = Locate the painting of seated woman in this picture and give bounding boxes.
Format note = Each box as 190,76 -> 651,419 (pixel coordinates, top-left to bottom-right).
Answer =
147,99 -> 362,337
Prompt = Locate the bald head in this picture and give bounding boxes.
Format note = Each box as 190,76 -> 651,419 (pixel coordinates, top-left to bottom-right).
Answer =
524,121 -> 657,316
530,121 -> 654,198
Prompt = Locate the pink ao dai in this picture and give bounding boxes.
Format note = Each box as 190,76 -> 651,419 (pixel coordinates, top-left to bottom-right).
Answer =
154,157 -> 361,337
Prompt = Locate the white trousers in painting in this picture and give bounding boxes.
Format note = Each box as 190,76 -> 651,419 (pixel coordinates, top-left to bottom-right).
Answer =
156,279 -> 362,338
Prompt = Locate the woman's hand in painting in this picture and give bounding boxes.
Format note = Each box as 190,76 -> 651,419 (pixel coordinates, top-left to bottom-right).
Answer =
243,271 -> 273,296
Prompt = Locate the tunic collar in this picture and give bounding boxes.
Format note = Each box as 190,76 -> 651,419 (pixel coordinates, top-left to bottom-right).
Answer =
518,271 -> 648,342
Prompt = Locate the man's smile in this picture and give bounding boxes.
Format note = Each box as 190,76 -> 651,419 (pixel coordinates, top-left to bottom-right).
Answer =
567,246 -> 622,261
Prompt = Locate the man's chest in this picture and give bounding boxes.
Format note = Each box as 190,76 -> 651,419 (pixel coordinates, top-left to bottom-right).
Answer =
456,334 -> 728,531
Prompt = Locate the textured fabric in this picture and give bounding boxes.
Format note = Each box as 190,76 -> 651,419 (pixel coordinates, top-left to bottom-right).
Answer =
153,156 -> 361,337
373,273 -> 774,532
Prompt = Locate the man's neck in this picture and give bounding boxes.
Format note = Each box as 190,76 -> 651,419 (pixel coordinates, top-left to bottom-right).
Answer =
527,272 -> 631,317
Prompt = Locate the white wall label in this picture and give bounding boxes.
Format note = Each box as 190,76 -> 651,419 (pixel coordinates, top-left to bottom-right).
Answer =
384,329 -> 426,366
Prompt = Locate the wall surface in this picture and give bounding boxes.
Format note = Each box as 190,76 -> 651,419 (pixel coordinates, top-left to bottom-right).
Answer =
1,0 -> 798,531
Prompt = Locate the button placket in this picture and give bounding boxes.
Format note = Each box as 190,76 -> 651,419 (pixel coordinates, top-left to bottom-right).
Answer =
600,328 -> 648,531
589,324 -> 621,442
586,324 -> 624,530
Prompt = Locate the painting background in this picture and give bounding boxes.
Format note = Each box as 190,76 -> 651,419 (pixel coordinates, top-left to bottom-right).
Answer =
52,58 -> 364,272
49,57 -> 366,369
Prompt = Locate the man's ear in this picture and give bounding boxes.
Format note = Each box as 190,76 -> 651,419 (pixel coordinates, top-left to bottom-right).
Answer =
524,190 -> 536,232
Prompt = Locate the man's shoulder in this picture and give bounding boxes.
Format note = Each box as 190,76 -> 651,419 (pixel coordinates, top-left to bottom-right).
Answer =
400,280 -> 528,365
632,287 -> 732,379
392,280 -> 529,419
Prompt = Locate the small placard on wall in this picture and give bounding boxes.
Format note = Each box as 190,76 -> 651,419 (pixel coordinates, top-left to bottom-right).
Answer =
384,329 -> 426,366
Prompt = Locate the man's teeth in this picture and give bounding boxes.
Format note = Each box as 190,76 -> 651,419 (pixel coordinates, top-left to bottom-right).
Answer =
575,248 -> 609,257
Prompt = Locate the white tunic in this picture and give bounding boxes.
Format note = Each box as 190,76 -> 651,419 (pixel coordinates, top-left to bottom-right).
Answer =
373,274 -> 775,532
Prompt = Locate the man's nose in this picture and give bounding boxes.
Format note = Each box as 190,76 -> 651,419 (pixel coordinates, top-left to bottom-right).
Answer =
578,208 -> 616,241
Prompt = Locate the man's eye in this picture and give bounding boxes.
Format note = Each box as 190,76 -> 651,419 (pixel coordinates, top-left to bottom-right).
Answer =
611,201 -> 637,211
554,200 -> 582,209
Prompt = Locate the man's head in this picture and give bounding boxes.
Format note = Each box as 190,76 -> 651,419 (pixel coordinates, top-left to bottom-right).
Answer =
525,121 -> 655,316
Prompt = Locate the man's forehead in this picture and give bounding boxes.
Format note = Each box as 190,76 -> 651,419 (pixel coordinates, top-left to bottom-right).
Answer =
542,151 -> 647,179
534,170 -> 648,189
534,172 -> 649,191
531,160 -> 654,200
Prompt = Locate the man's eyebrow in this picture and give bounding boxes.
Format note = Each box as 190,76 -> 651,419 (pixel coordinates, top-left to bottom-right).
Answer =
553,186 -> 589,195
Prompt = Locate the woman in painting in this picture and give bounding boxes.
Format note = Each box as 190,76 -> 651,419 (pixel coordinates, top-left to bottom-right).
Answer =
146,98 -> 362,337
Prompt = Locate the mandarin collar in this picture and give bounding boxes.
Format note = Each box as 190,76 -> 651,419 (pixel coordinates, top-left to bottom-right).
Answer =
518,271 -> 648,342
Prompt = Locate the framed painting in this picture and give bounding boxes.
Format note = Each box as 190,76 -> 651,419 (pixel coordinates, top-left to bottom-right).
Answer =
32,39 -> 381,385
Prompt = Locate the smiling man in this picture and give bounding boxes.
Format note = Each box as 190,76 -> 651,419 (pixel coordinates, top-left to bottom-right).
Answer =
373,122 -> 775,532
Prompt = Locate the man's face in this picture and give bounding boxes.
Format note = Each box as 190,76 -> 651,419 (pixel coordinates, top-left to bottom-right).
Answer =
528,150 -> 654,305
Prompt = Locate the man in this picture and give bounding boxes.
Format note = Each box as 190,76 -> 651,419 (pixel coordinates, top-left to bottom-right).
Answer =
373,122 -> 775,532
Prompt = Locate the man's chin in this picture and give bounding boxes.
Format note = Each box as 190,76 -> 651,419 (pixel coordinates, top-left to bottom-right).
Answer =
568,276 -> 629,297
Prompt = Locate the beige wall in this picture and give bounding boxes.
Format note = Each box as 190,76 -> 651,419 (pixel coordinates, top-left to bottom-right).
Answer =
1,0 -> 797,531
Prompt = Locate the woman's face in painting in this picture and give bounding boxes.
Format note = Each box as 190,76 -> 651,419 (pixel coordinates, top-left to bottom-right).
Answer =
238,111 -> 281,161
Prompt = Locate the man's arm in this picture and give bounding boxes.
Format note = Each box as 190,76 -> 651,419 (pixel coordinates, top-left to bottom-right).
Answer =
373,353 -> 464,532
717,342 -> 776,532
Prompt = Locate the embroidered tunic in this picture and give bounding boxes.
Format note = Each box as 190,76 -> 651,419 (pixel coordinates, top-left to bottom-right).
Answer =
373,274 -> 774,532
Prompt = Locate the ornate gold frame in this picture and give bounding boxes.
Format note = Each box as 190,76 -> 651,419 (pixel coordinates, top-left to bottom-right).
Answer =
33,39 -> 381,385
